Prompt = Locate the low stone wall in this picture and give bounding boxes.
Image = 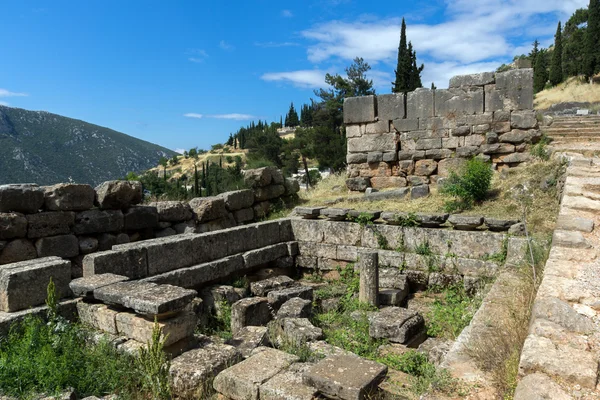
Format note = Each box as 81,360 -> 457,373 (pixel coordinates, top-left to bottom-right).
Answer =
0,166 -> 299,277
344,69 -> 540,191
515,154 -> 600,396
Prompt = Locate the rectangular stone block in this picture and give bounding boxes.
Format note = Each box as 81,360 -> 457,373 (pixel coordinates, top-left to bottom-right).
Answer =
377,93 -> 405,121
320,220 -> 363,246
347,153 -> 368,164
77,301 -> 119,334
243,243 -> 289,269
0,257 -> 71,312
291,219 -> 325,243
365,120 -> 389,134
190,231 -> 230,264
116,310 -> 197,347
344,95 -> 377,124
82,248 -> 147,279
346,124 -> 362,138
406,89 -> 434,119
449,72 -> 495,88
416,138 -> 442,150
70,273 -> 129,298
298,242 -> 337,259
231,297 -> 272,335
392,118 -> 418,132
26,211 -> 75,239
118,236 -> 193,276
435,87 -> 484,117
35,234 -> 79,258
347,133 -> 397,153
485,69 -> 533,112
73,209 -> 124,235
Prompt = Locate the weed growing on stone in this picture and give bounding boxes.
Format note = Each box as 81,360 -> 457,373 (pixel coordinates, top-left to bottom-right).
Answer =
136,320 -> 172,400
351,212 -> 376,226
483,236 -> 509,264
415,241 -> 433,256
198,300 -> 233,341
393,212 -> 419,227
231,275 -> 249,289
530,134 -> 551,161
425,284 -> 482,340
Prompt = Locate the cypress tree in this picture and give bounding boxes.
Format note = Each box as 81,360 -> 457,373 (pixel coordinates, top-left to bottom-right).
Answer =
408,42 -> 424,90
194,164 -> 199,196
392,18 -> 408,93
550,22 -> 564,86
584,0 -> 600,79
286,103 -> 299,127
534,49 -> 548,93
530,39 -> 540,67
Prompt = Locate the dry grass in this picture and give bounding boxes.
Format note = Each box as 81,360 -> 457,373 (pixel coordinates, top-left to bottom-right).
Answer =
535,76 -> 600,110
301,160 -> 564,235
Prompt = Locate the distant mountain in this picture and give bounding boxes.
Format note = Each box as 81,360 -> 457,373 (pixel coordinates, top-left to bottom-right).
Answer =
0,106 -> 176,186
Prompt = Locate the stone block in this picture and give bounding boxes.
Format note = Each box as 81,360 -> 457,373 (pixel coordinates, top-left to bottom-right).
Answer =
243,243 -> 289,269
123,206 -> 158,230
379,268 -> 409,292
148,201 -> 192,222
343,95 -> 377,124
392,118 -> 418,132
411,185 -> 430,199
514,373 -> 572,400
190,230 -> 231,263
532,297 -> 594,334
284,178 -> 300,196
0,184 -> 45,213
170,343 -> 242,399
26,211 -> 75,239
456,146 -> 479,157
414,159 -> 437,176
370,177 -> 407,190
115,310 -> 197,347
321,208 -> 350,221
484,218 -> 519,232
213,347 -> 299,400
95,180 -> 142,210
303,355 -> 387,400
451,126 -> 471,136
78,237 -> 98,254
364,120 -> 389,134
347,133 -> 397,153
277,298 -> 312,319
379,289 -> 406,306
496,153 -> 531,163
511,111 -> 537,129
0,257 -> 71,312
82,247 -> 147,279
233,207 -> 254,224
377,93 -> 405,121
267,286 -> 313,310
43,183 -> 95,211
260,363 -> 319,400
369,307 -> 424,344
346,124 -> 362,138
367,152 -> 383,163
406,89 -> 434,119
231,297 -> 272,335
35,234 -> 79,258
435,87 -> 484,116
126,236 -> 193,276
0,238 -> 37,264
347,153 -> 368,164
442,136 -> 459,149
254,184 -> 285,202
556,215 -> 594,233
229,326 -> 270,358
552,230 -> 591,249
70,273 -> 128,298
493,68 -> 534,111
448,215 -> 483,230
415,138 -> 441,150
73,209 -> 124,235
0,212 -> 27,240
218,189 -> 255,211
449,72 -> 495,88
437,158 -> 466,177
473,124 -> 490,134
382,152 -> 397,162
244,167 -> 274,188
274,317 -> 323,344
250,275 -> 296,297
189,196 -> 228,222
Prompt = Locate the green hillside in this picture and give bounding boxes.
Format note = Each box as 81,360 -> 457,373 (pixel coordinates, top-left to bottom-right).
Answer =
0,106 -> 176,186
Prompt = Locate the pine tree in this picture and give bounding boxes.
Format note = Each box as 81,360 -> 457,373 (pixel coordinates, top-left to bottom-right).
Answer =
392,18 -> 409,93
534,49 -> 549,93
286,103 -> 299,127
585,0 -> 600,79
550,22 -> 564,86
530,39 -> 540,67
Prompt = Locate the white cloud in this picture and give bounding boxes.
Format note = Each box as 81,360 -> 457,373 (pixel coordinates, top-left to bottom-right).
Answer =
187,49 -> 208,63
219,40 -> 234,51
184,113 -> 203,119
254,41 -> 300,48
0,89 -> 28,97
261,70 -> 328,88
281,10 -> 293,18
209,114 -> 257,120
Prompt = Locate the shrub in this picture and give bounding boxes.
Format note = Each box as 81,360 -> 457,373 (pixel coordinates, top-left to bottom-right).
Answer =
530,134 -> 551,161
426,285 -> 481,340
440,157 -> 493,212
136,320 -> 172,399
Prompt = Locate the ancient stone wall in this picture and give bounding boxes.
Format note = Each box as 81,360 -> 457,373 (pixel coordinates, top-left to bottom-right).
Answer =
344,69 -> 540,191
0,166 -> 299,277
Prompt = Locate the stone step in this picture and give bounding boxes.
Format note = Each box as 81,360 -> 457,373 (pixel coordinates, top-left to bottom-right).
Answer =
0,256 -> 71,312
93,281 -> 197,317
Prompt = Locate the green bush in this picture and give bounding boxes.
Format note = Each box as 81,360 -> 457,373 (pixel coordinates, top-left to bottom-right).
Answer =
426,285 -> 481,340
530,134 -> 551,161
440,157 -> 493,212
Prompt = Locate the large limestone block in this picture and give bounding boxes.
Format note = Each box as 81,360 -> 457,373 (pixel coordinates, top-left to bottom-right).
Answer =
267,286 -> 313,310
250,275 -> 296,297
303,354 -> 388,400
0,257 -> 71,312
189,196 -> 228,222
434,87 -> 484,116
552,230 -> 591,249
347,133 -> 397,154
213,347 -> 299,400
406,88 -> 434,119
0,212 -> 27,240
35,234 -> 79,258
343,95 -> 376,124
0,184 -> 44,213
95,180 -> 142,209
115,310 -> 197,346
26,211 -> 75,239
260,363 -> 319,400
243,243 -> 289,269
82,247 -> 147,279
254,184 -> 285,202
170,342 -> 242,398
485,69 -> 533,112
531,297 -> 594,334
230,326 -> 270,358
244,167 -> 274,188
271,317 -> 323,344
148,201 -> 193,222
511,111 -> 538,129
277,297 -> 312,319
499,129 -> 542,144
371,177 -> 407,190
73,209 -> 124,235
513,373 -> 571,400
284,177 -> 300,196
115,236 -> 193,276
519,334 -> 598,388
377,93 -> 405,121
449,72 -> 495,88
44,183 -> 95,211
123,206 -> 159,230
0,239 -> 37,264
369,307 -> 424,344
231,297 -> 272,335
219,189 -> 255,211
76,301 -> 119,334
70,273 -> 129,298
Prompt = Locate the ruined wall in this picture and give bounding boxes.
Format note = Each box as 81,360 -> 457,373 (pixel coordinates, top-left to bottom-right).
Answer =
344,69 -> 539,191
0,166 -> 299,277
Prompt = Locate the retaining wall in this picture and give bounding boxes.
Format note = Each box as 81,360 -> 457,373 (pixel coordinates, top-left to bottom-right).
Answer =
344,69 -> 540,191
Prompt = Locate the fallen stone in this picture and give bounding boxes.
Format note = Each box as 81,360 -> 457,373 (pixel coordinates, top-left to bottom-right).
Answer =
200,285 -> 241,316
0,257 -> 71,312
26,211 -> 75,239
0,212 -> 27,240
69,273 -> 129,299
369,307 -> 425,344
44,183 -> 95,211
228,326 -> 270,358
277,297 -> 312,319
320,208 -> 350,221
448,215 -> 483,230
123,206 -> 159,230
556,215 -> 594,233
250,275 -> 296,297
295,206 -> 326,219
115,310 -> 197,347
484,218 -> 519,232
0,184 -> 44,213
170,342 -> 242,399
95,180 -> 142,209
508,222 -> 526,236
411,185 -> 430,199
552,230 -> 591,249
213,347 -> 299,400
260,362 -> 319,400
73,210 -> 124,235
231,297 -> 272,335
417,338 -> 453,366
267,286 -> 313,310
303,354 -> 387,400
274,318 -> 323,344
244,167 -> 274,188
148,201 -> 193,222
415,213 -> 449,227
346,178 -> 371,192
379,289 -> 406,306
35,234 -> 79,258
513,372 -> 571,400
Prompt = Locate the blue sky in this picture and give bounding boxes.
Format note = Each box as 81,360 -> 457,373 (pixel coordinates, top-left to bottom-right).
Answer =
0,0 -> 587,152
